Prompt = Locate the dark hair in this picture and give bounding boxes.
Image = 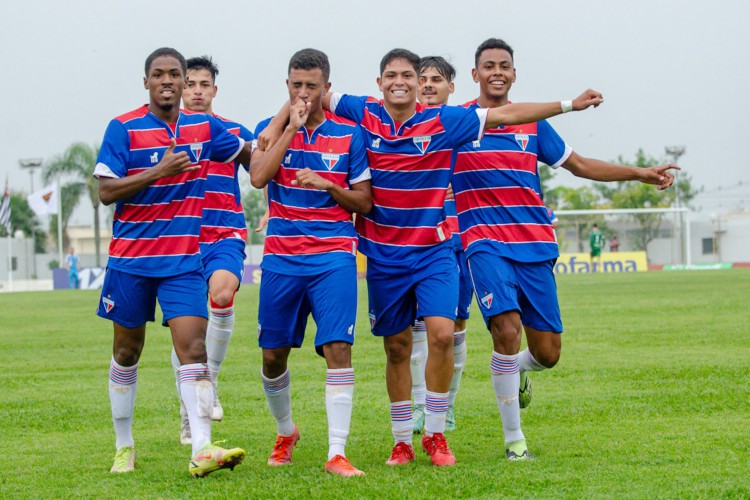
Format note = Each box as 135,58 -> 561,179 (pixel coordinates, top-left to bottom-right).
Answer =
144,47 -> 187,77
187,55 -> 219,82
288,48 -> 330,81
419,56 -> 456,83
380,48 -> 420,75
474,38 -> 514,67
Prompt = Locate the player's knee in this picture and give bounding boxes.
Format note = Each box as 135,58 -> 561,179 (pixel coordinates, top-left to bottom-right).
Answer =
210,289 -> 234,308
428,330 -> 453,354
113,345 -> 141,366
262,350 -> 287,377
384,337 -> 410,365
535,349 -> 560,368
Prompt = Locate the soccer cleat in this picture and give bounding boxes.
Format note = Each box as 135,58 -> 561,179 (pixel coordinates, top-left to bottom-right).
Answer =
211,393 -> 224,422
189,442 -> 245,477
110,446 -> 136,473
519,371 -> 532,409
412,404 -> 425,434
180,410 -> 192,446
385,442 -> 415,466
325,455 -> 365,477
445,406 -> 457,431
505,439 -> 534,461
267,426 -> 300,466
421,433 -> 456,466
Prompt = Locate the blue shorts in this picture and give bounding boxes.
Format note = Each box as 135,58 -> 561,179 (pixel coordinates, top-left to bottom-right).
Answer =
97,268 -> 208,328
202,238 -> 246,285
367,244 -> 458,337
456,249 -> 474,320
257,265 -> 358,354
467,252 -> 562,333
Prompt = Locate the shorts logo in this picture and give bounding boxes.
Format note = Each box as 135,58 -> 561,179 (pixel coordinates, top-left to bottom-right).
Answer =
102,296 -> 115,313
413,135 -> 431,154
347,325 -> 354,336
257,323 -> 262,338
150,152 -> 159,164
369,313 -> 376,330
321,153 -> 340,171
190,143 -> 203,162
480,292 -> 494,309
472,140 -> 481,148
284,153 -> 292,164
515,134 -> 529,151
371,138 -> 381,149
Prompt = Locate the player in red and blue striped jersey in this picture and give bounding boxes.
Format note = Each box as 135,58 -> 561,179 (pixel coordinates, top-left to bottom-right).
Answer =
94,47 -> 252,477
322,48 -> 605,467
250,49 -> 371,477
453,38 -> 679,461
168,56 -> 255,445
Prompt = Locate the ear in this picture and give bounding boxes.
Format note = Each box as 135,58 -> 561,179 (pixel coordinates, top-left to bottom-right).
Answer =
325,81 -> 332,92
143,76 -> 148,89
212,85 -> 218,98
512,68 -> 517,83
471,68 -> 479,83
449,82 -> 455,95
377,76 -> 383,92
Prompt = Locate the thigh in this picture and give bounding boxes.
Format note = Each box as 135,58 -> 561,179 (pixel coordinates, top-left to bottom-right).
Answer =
366,258 -> 416,337
308,265 -> 358,349
203,239 -> 246,287
517,260 -> 563,333
157,270 -> 209,325
258,270 -> 311,349
466,252 -> 521,328
97,269 -> 157,328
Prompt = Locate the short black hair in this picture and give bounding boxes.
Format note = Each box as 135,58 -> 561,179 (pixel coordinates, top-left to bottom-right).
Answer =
288,48 -> 330,81
144,47 -> 187,77
419,56 -> 456,83
187,55 -> 219,83
380,48 -> 420,75
474,38 -> 514,67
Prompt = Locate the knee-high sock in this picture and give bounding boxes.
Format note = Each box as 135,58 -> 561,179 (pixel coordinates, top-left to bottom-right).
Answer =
491,351 -> 524,444
390,401 -> 412,445
109,358 -> 137,450
410,320 -> 427,406
179,363 -> 213,455
262,369 -> 295,436
424,391 -> 449,436
206,300 -> 234,385
326,368 -> 354,460
448,330 -> 467,406
518,348 -> 546,373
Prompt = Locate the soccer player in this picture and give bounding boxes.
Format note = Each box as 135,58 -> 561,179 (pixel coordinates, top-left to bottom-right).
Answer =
590,223 -> 605,269
95,47 -> 251,476
452,38 -> 679,461
318,48 -> 603,467
250,49 -> 371,477
171,55 -> 254,445
410,56 -> 470,434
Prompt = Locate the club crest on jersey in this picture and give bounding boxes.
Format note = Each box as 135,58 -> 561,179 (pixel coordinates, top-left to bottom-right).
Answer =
150,152 -> 159,164
190,142 -> 203,162
413,135 -> 431,154
102,296 -> 115,313
321,153 -> 340,171
472,140 -> 481,148
371,138 -> 381,149
284,153 -> 292,164
515,134 -> 529,151
480,292 -> 494,309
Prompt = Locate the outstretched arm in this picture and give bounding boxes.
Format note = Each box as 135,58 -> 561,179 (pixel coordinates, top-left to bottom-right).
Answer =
485,89 -> 604,129
562,151 -> 680,190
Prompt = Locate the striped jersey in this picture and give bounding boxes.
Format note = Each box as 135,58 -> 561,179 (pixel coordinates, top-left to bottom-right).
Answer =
255,111 -> 370,276
444,196 -> 462,251
330,93 -> 486,262
94,105 -> 245,277
452,100 -> 571,263
199,114 -> 254,252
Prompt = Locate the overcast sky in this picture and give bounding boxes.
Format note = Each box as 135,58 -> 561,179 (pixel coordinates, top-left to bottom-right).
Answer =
2,0 -> 748,225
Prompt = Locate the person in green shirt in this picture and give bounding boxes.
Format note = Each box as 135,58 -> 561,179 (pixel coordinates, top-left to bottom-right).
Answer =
590,223 -> 605,271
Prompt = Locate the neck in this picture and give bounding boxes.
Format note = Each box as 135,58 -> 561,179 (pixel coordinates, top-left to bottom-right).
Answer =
304,107 -> 326,129
384,100 -> 416,124
149,103 -> 180,123
476,93 -> 509,109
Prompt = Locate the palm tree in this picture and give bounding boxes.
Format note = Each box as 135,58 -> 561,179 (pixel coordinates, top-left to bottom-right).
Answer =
43,142 -> 102,266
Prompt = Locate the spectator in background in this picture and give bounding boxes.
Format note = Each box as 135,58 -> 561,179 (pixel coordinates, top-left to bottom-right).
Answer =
609,234 -> 620,252
65,247 -> 80,289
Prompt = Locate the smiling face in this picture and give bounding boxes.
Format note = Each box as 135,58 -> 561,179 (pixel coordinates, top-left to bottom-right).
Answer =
144,55 -> 184,121
378,57 -> 419,111
183,68 -> 216,114
472,48 -> 516,105
418,66 -> 454,106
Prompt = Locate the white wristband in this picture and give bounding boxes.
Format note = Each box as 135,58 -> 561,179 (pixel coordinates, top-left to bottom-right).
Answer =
561,100 -> 574,113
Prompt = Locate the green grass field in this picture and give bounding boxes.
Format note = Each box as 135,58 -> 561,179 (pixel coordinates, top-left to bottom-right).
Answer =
1,269 -> 749,498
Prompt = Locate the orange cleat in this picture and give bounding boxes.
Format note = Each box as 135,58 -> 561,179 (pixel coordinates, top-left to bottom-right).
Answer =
421,433 -> 456,466
385,441 -> 415,466
267,425 -> 300,466
325,455 -> 365,477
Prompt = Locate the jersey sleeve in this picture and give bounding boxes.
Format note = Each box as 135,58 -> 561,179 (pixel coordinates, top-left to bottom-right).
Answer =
537,119 -> 572,168
254,117 -> 272,137
94,120 -> 130,179
236,123 -> 255,171
208,115 -> 244,164
330,93 -> 367,124
347,125 -> 371,185
439,105 -> 485,148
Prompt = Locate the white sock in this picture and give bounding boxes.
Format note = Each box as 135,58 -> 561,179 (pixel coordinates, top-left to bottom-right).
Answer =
424,391 -> 449,436
262,369 -> 295,436
490,351 -> 524,444
390,401 -> 412,445
326,368 -> 354,460
206,304 -> 234,384
109,357 -> 137,450
179,363 -> 213,455
410,321 -> 427,406
518,348 -> 546,373
170,348 -> 185,418
449,330 -> 467,407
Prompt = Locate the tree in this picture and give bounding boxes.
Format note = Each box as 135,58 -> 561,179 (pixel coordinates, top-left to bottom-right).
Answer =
242,187 -> 267,245
551,185 -> 603,252
2,192 -> 45,252
42,143 -> 102,265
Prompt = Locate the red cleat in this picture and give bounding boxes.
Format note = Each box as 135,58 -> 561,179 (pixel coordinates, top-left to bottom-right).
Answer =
421,433 -> 456,466
325,454 -> 365,477
385,441 -> 415,466
267,425 -> 300,466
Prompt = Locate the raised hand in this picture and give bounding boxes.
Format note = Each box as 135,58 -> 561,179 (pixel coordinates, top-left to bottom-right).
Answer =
572,89 -> 604,110
288,99 -> 311,130
642,164 -> 681,190
155,139 -> 196,178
